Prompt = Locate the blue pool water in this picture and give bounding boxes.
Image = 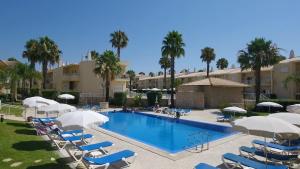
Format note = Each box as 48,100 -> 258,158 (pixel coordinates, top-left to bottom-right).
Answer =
101,111 -> 236,153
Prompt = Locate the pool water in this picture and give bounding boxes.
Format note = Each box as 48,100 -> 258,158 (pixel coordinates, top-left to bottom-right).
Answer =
101,111 -> 235,153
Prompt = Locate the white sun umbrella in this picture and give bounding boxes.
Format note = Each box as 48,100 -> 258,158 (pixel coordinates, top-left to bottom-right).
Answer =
151,88 -> 161,91
287,104 -> 300,113
38,103 -> 76,117
223,106 -> 247,117
269,113 -> 300,127
232,116 -> 300,139
257,102 -> 283,112
23,96 -> 58,117
58,94 -> 75,104
57,110 -> 109,130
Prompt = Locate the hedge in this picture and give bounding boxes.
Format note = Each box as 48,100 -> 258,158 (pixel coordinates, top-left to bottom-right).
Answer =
0,94 -> 11,103
41,90 -> 58,100
30,88 -> 40,97
113,92 -> 127,106
146,91 -> 162,106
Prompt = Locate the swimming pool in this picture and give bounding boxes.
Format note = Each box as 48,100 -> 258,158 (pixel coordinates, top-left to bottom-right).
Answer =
100,111 -> 236,153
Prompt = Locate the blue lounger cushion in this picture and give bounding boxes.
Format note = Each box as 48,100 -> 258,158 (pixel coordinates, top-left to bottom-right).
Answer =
78,141 -> 113,151
84,150 -> 135,165
253,139 -> 300,151
223,153 -> 288,169
240,146 -> 298,161
61,134 -> 93,142
60,129 -> 83,135
195,163 -> 218,169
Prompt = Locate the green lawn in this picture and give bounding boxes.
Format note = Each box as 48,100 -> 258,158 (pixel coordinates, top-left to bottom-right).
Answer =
0,104 -> 24,117
0,120 -> 70,169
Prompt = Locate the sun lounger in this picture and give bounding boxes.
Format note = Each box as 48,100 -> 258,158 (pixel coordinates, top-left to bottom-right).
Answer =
222,153 -> 288,169
239,146 -> 298,163
69,141 -> 114,163
217,114 -> 232,122
53,133 -> 93,149
83,150 -> 137,169
195,163 -> 219,169
252,139 -> 300,154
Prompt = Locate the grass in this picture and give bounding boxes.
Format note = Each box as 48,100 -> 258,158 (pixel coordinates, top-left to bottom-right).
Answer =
0,120 -> 70,169
0,104 -> 24,117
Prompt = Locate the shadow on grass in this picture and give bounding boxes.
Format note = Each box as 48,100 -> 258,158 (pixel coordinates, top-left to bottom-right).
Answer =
15,129 -> 36,135
12,140 -> 53,151
6,122 -> 31,128
26,157 -> 72,169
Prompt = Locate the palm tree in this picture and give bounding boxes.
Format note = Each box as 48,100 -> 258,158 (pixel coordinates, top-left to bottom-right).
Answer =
139,72 -> 145,76
126,70 -> 135,91
161,31 -> 185,108
93,50 -> 123,101
159,56 -> 170,89
110,30 -> 129,59
149,72 -> 155,77
238,38 -> 282,104
216,58 -> 229,70
158,71 -> 163,76
23,39 -> 39,69
38,36 -> 61,89
200,47 -> 216,77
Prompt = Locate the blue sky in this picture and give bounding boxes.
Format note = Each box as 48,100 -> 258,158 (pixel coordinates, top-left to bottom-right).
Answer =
1,0 -> 300,74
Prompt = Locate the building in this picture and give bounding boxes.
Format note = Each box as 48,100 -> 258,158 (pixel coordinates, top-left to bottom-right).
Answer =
176,78 -> 248,108
137,57 -> 300,100
46,58 -> 128,103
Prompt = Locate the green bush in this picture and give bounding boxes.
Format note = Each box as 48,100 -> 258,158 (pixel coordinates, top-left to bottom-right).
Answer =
113,92 -> 127,106
59,91 -> 80,104
41,90 -> 58,100
146,91 -> 162,106
133,94 -> 142,107
0,94 -> 11,103
30,88 -> 40,97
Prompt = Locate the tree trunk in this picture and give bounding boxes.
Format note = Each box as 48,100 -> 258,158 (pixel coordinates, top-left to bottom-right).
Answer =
42,61 -> 48,89
129,79 -> 132,91
163,68 -> 167,89
117,47 -> 121,60
105,72 -> 110,102
206,62 -> 210,78
255,67 -> 261,104
29,61 -> 35,89
170,56 -> 175,108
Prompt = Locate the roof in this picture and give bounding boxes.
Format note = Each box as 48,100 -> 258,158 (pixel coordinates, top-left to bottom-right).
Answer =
0,60 -> 18,67
182,77 -> 249,87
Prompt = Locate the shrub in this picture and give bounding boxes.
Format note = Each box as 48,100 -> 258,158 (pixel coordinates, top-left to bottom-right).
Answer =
59,91 -> 80,104
113,92 -> 127,106
133,94 -> 142,107
30,88 -> 40,97
41,90 -> 58,100
146,91 -> 162,106
0,94 -> 11,103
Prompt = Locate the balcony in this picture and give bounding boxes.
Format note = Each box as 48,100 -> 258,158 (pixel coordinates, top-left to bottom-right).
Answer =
63,73 -> 80,81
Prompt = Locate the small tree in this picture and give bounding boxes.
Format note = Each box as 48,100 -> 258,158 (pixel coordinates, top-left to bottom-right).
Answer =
93,50 -> 123,101
126,70 -> 135,91
216,58 -> 229,69
200,47 -> 216,77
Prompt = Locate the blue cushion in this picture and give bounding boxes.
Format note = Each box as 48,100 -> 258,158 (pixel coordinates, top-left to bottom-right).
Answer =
60,129 -> 83,135
240,146 -> 298,161
78,141 -> 113,151
61,134 -> 93,141
84,150 -> 135,165
223,153 -> 288,169
195,163 -> 217,169
253,139 -> 300,151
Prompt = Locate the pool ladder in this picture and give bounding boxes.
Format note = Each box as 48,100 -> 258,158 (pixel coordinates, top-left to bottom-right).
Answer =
186,131 -> 211,152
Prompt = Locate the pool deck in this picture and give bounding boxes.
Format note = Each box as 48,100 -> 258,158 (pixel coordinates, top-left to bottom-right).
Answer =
83,109 -> 259,169
20,108 -> 261,169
